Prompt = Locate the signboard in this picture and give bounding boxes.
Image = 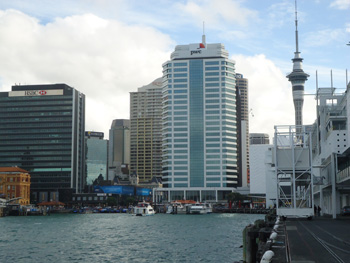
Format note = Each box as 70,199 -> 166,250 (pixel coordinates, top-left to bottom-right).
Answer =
136,187 -> 152,196
189,43 -> 206,56
85,131 -> 104,138
9,89 -> 64,97
94,186 -> 135,196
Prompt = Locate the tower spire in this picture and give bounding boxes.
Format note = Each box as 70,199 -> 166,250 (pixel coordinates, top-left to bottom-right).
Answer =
202,21 -> 206,45
295,0 -> 299,53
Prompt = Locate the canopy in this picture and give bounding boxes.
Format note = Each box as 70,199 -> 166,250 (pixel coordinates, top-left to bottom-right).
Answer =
37,201 -> 65,206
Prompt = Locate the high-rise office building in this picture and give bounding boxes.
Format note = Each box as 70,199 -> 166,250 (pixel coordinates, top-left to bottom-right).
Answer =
0,84 -> 85,203
85,131 -> 108,185
236,73 -> 249,187
286,4 -> 309,130
130,78 -> 162,183
160,35 -> 238,202
108,119 -> 130,181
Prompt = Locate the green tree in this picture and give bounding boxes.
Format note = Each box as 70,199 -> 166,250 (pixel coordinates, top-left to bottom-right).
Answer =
107,197 -> 117,206
227,192 -> 245,202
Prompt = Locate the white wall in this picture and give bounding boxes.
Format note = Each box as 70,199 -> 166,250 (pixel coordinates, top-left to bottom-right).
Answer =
249,144 -> 272,194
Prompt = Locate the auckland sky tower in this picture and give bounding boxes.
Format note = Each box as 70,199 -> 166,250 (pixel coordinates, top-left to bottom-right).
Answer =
286,1 -> 309,131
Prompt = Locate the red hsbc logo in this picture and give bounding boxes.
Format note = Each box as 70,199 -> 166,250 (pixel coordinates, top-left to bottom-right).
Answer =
39,90 -> 47,95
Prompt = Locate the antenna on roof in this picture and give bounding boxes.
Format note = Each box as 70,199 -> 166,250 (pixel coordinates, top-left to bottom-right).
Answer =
202,21 -> 206,45
295,0 -> 299,53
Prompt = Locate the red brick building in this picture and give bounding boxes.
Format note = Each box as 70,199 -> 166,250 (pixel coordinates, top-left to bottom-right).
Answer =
0,167 -> 31,205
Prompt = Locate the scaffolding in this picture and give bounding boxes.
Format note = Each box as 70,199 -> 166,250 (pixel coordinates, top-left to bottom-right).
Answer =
274,125 -> 314,218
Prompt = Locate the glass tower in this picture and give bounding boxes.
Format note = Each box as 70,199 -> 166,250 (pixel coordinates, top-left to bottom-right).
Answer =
85,131 -> 108,185
0,84 -> 85,202
160,39 -> 238,201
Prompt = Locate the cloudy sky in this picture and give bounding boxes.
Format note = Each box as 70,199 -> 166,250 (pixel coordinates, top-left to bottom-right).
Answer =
0,0 -> 349,140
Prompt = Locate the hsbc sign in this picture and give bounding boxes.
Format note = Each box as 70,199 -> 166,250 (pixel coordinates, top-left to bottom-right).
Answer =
9,89 -> 64,97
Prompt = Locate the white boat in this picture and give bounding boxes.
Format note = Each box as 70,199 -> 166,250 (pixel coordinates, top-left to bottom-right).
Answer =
189,203 -> 213,214
166,202 -> 188,214
133,201 -> 155,216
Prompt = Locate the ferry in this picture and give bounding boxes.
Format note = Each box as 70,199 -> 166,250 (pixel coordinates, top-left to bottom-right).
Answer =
189,203 -> 213,214
133,201 -> 155,216
166,200 -> 196,214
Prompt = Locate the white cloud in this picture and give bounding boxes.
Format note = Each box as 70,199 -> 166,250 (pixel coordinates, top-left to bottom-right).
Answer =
0,9 -> 174,137
304,28 -> 345,47
330,0 -> 350,10
346,23 -> 350,32
232,54 -> 316,140
175,0 -> 258,29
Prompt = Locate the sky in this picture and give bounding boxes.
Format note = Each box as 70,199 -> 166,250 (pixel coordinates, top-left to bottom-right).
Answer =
0,0 -> 349,140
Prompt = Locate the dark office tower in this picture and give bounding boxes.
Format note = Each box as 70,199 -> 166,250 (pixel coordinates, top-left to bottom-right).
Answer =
236,73 -> 249,187
286,2 -> 309,132
0,84 -> 85,203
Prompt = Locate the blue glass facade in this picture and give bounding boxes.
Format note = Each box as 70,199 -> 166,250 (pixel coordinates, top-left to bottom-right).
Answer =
189,60 -> 204,187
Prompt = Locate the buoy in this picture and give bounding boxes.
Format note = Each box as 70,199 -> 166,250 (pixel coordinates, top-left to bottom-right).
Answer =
260,250 -> 274,263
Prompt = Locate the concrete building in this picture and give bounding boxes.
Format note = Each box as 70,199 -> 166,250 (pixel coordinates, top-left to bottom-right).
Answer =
0,84 -> 85,203
311,83 -> 350,218
0,167 -> 31,205
236,73 -> 249,187
157,35 -> 238,202
249,144 -> 272,196
108,119 -> 130,181
130,79 -> 162,183
85,131 -> 108,185
249,133 -> 272,206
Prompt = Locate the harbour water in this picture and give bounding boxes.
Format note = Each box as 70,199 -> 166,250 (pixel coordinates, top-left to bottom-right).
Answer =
1,213 -> 264,263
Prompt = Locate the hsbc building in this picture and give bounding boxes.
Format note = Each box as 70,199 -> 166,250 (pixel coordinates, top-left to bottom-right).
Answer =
0,84 -> 85,203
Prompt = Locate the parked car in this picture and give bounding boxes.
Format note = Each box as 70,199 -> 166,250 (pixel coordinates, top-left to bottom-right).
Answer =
341,206 -> 350,216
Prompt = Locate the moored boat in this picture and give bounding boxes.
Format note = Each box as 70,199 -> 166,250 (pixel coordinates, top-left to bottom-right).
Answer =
189,203 -> 213,214
133,201 -> 155,216
167,200 -> 196,214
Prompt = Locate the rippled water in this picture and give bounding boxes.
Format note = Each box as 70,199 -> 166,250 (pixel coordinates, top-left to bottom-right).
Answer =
0,213 -> 264,263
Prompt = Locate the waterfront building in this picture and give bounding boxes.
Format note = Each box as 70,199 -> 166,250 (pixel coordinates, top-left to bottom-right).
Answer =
108,119 -> 130,181
286,5 -> 309,131
85,131 -> 108,185
0,167 -> 31,205
130,79 -> 163,183
157,35 -> 238,202
0,84 -> 85,203
311,83 -> 350,218
236,73 -> 249,187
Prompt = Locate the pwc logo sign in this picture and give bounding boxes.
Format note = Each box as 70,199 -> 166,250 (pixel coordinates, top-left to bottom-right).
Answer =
190,43 -> 206,55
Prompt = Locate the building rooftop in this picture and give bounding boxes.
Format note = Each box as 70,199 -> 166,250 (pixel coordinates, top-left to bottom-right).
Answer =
0,167 -> 29,173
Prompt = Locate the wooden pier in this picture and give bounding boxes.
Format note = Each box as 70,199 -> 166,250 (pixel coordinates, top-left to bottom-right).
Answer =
213,208 -> 271,214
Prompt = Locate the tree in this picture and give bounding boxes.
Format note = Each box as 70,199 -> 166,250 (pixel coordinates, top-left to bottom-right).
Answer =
227,192 -> 245,202
107,197 -> 117,206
